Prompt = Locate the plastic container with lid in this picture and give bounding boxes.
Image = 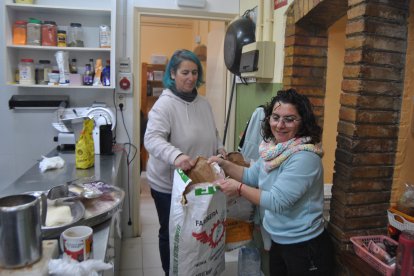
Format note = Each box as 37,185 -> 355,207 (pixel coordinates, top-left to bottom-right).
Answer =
13,20 -> 27,45
41,21 -> 57,46
26,18 -> 42,46
57,30 -> 67,47
68,23 -> 84,47
35,60 -> 52,84
19,58 -> 35,85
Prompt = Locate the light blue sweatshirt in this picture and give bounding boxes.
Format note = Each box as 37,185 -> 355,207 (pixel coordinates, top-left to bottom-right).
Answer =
242,151 -> 324,244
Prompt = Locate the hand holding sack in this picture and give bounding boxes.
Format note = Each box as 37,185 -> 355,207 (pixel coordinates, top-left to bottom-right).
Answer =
170,157 -> 226,276
75,119 -> 95,169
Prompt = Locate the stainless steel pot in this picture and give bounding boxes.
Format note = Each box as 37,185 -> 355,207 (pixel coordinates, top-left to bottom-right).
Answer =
0,194 -> 43,268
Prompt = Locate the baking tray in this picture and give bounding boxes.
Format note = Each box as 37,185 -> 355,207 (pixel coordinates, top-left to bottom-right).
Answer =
24,191 -> 85,238
25,182 -> 124,239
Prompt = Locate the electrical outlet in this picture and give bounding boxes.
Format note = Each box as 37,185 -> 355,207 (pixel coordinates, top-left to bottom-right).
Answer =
116,93 -> 126,110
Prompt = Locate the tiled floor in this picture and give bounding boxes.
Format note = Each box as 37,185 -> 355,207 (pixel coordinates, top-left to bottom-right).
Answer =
120,172 -> 165,276
119,172 -> 239,276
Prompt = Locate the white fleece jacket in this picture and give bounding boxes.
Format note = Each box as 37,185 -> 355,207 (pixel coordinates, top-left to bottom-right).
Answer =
144,89 -> 223,193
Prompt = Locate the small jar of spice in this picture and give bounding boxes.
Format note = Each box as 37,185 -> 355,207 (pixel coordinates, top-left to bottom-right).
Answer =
57,30 -> 67,47
41,21 -> 57,46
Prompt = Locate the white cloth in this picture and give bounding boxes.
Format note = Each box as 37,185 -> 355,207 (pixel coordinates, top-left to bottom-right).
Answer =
39,156 -> 65,172
48,258 -> 112,276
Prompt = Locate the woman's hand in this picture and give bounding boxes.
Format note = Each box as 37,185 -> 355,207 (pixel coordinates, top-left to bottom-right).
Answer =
217,148 -> 227,159
216,178 -> 240,197
208,155 -> 225,166
174,154 -> 195,171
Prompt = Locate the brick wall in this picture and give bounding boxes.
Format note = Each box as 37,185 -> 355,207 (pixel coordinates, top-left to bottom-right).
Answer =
283,0 -> 410,258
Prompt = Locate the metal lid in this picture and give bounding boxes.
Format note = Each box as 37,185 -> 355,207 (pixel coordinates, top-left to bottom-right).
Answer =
43,21 -> 56,25
70,23 -> 82,27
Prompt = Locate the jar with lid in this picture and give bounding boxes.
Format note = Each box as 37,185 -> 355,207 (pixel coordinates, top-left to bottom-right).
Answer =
19,58 -> 35,85
27,18 -> 42,46
68,23 -> 84,47
57,30 -> 67,47
35,60 -> 52,84
41,21 -> 57,46
70,58 -> 78,73
13,20 -> 27,45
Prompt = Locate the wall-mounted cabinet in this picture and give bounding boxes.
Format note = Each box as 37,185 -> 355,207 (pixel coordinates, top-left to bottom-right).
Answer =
3,0 -> 116,89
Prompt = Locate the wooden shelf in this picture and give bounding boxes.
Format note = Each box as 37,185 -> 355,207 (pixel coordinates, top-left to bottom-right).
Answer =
140,62 -> 166,170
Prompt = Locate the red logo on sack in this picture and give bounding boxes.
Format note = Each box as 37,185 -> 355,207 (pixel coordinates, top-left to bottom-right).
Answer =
192,220 -> 225,248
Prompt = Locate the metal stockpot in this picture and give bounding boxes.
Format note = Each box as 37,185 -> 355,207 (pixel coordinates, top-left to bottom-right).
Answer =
0,194 -> 42,268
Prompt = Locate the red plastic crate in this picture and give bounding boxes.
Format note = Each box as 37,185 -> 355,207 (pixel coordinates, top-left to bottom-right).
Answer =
350,235 -> 397,276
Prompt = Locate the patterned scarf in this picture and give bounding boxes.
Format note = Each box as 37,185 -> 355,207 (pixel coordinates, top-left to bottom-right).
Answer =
259,137 -> 323,172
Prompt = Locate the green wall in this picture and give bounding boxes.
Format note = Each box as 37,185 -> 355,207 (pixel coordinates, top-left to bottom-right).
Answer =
234,82 -> 283,150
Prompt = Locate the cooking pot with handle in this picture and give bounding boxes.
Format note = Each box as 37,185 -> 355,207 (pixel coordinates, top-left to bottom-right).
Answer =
0,194 -> 43,268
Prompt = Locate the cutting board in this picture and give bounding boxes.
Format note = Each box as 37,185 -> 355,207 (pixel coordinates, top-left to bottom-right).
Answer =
0,240 -> 58,276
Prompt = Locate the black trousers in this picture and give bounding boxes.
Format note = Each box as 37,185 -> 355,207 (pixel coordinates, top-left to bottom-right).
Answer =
269,229 -> 334,276
151,188 -> 171,276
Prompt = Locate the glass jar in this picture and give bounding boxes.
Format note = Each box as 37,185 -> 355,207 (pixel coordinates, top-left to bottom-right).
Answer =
13,20 -> 27,45
35,60 -> 52,84
70,58 -> 78,73
19,58 -> 35,85
26,18 -> 42,46
68,23 -> 84,47
57,30 -> 67,47
41,21 -> 57,46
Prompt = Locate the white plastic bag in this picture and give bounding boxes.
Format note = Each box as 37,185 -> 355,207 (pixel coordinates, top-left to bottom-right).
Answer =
39,155 -> 65,172
169,169 -> 226,276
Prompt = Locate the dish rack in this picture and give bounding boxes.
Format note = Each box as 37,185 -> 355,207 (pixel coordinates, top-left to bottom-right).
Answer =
387,207 -> 414,231
350,235 -> 397,276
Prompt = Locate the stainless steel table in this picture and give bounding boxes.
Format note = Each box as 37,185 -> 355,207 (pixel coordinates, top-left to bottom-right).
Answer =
0,148 -> 126,276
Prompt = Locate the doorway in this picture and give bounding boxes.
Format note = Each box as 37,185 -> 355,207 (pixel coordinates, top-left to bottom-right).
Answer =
132,9 -> 234,236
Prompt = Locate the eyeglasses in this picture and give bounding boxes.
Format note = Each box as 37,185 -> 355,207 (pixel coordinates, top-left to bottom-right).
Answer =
269,114 -> 301,126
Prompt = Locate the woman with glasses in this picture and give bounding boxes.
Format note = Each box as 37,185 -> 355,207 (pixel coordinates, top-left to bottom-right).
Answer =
209,88 -> 334,275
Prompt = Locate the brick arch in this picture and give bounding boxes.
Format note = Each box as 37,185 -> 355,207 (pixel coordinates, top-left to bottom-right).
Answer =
283,0 -> 409,270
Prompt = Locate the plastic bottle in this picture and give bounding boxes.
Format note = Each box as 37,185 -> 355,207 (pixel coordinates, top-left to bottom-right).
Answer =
19,58 -> 35,85
83,64 -> 93,86
26,18 -> 42,46
13,20 -> 27,45
89,58 -> 95,79
102,60 -> 110,86
238,247 -> 261,276
396,231 -> 414,276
